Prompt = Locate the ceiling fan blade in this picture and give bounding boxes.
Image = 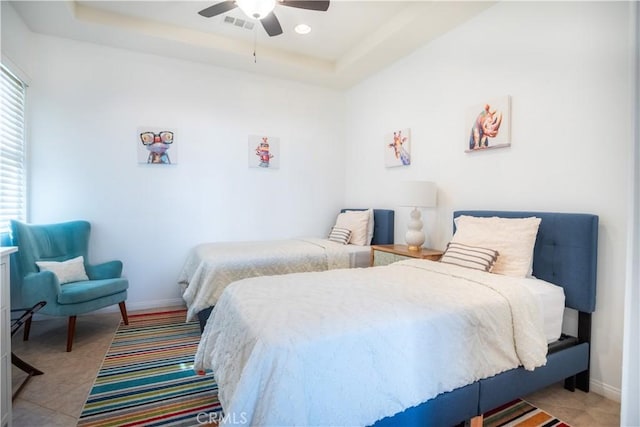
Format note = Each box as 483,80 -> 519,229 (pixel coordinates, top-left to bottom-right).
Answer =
261,12 -> 283,37
279,0 -> 329,12
198,1 -> 237,18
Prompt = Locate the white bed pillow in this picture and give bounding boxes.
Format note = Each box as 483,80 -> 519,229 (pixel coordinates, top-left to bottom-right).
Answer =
35,255 -> 89,284
450,215 -> 541,277
334,210 -> 370,246
347,209 -> 374,244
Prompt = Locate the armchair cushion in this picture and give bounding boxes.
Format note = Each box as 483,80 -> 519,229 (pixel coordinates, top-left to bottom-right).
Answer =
35,255 -> 89,284
57,278 -> 129,305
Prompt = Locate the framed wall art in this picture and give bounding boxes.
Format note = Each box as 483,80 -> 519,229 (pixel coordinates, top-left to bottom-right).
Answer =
248,135 -> 280,169
385,128 -> 411,167
466,96 -> 511,152
138,127 -> 177,164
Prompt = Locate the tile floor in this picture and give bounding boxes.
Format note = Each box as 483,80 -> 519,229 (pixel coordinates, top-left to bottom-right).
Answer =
10,311 -> 122,427
10,309 -> 621,427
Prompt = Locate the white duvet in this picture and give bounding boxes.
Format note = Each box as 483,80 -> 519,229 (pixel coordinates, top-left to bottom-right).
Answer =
179,238 -> 356,321
194,259 -> 548,427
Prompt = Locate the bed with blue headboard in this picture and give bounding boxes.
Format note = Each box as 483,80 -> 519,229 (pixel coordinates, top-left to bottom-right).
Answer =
374,210 -> 598,426
179,208 -> 394,328
193,210 -> 598,426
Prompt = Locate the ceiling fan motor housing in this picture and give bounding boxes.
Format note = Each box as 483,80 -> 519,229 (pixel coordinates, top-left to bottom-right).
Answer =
236,0 -> 276,20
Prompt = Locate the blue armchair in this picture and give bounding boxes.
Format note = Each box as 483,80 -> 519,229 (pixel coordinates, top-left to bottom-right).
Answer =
9,220 -> 129,351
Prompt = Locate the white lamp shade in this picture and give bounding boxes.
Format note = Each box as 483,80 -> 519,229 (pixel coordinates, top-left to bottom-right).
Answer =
400,181 -> 437,208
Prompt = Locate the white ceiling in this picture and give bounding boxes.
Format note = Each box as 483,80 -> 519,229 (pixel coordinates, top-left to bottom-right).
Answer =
9,0 -> 495,89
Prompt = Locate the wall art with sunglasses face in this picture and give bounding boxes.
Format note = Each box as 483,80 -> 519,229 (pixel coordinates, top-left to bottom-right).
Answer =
138,128 -> 177,164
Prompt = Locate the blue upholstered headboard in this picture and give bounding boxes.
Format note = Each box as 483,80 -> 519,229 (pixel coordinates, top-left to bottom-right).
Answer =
453,211 -> 598,313
341,209 -> 395,245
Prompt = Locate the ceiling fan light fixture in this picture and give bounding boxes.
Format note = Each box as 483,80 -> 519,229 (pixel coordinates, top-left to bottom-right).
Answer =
236,0 -> 276,20
294,23 -> 311,34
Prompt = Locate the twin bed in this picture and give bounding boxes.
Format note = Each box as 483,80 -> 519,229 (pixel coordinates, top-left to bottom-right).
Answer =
179,209 -> 394,323
191,210 -> 598,426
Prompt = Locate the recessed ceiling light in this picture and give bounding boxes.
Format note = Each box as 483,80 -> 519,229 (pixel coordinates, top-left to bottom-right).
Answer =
294,24 -> 311,35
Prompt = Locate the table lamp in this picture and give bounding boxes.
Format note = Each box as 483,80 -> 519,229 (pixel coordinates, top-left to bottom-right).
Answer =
400,181 -> 437,251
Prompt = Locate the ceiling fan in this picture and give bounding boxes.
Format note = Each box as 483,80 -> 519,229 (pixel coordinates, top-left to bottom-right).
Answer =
198,0 -> 330,37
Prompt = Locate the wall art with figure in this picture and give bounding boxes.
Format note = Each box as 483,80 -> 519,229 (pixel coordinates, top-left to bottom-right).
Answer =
385,128 -> 411,167
138,127 -> 177,164
248,135 -> 280,169
466,96 -> 511,152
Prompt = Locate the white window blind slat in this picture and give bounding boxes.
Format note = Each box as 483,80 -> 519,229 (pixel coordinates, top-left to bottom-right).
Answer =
0,64 -> 27,233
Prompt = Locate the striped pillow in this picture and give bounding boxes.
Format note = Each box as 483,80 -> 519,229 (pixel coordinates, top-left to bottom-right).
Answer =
439,242 -> 499,272
328,227 -> 352,245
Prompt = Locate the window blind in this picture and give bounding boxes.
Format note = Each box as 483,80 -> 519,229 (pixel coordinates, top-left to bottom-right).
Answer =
0,64 -> 27,233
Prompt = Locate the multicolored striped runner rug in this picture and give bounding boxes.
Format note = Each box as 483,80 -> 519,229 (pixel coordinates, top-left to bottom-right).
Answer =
77,310 -> 222,427
483,398 -> 571,427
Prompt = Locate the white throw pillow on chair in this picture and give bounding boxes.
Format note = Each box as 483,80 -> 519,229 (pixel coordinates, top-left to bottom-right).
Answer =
36,256 -> 89,284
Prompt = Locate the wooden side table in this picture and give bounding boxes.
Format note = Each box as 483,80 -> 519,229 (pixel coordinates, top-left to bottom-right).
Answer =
370,244 -> 443,267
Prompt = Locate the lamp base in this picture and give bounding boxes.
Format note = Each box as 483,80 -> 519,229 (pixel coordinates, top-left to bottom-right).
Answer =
405,207 -> 426,251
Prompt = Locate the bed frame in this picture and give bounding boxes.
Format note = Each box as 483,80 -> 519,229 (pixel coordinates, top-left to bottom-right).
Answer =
373,210 -> 598,427
196,208 -> 395,330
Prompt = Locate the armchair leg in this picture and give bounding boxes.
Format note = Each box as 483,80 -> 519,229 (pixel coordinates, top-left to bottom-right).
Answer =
119,302 -> 129,325
67,316 -> 77,352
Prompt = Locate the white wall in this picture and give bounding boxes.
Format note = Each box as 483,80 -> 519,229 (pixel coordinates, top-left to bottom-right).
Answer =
2,11 -> 346,309
0,2 -> 33,83
343,1 -> 632,401
621,2 -> 639,425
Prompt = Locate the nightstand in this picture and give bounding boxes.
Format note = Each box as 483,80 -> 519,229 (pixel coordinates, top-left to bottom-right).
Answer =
370,244 -> 443,267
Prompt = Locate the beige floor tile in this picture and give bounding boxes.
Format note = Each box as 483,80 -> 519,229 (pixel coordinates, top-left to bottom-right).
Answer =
10,311 -> 121,426
12,398 -> 77,427
523,383 -> 620,426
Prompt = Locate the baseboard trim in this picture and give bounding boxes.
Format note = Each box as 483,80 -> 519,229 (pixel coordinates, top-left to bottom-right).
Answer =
29,298 -> 187,320
94,298 -> 186,313
590,378 -> 622,403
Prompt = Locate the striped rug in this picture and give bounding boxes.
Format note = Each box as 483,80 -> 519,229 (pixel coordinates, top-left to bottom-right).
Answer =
483,398 -> 571,427
77,310 -> 222,427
